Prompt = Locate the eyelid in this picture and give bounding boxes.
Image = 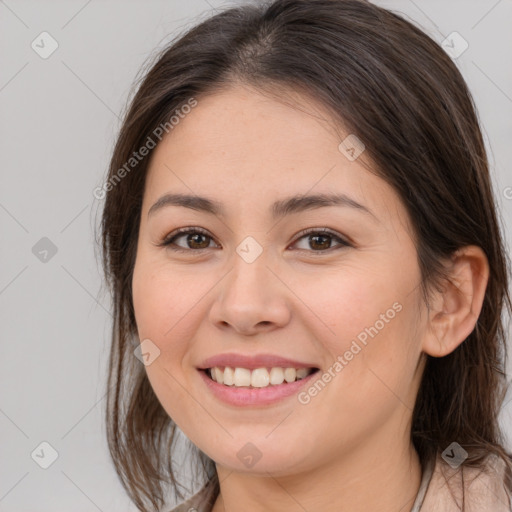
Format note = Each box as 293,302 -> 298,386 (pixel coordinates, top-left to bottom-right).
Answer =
158,226 -> 218,252
158,226 -> 352,253
290,227 -> 351,248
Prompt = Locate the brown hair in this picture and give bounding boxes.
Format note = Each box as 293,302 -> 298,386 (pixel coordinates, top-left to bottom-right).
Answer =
97,0 -> 512,510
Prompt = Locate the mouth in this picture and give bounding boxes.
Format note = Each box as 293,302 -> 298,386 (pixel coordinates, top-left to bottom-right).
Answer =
196,353 -> 321,405
200,366 -> 320,388
198,364 -> 321,406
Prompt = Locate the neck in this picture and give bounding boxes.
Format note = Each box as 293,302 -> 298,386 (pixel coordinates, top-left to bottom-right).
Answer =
211,414 -> 422,512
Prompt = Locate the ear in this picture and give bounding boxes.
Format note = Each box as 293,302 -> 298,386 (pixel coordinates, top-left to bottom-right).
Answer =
422,245 -> 489,358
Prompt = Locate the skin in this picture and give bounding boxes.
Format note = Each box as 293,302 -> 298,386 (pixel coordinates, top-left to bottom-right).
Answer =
131,83 -> 489,512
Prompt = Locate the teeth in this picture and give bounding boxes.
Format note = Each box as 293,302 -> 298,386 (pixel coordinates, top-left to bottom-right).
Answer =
209,366 -> 315,387
233,368 -> 251,387
269,367 -> 284,385
251,368 -> 270,387
223,366 -> 234,386
213,367 -> 224,384
296,368 -> 309,379
284,368 -> 296,382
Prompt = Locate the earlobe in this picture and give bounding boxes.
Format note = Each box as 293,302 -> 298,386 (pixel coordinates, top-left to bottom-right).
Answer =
422,246 -> 489,358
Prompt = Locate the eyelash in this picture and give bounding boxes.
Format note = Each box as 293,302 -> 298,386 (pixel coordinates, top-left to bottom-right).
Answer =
158,226 -> 352,255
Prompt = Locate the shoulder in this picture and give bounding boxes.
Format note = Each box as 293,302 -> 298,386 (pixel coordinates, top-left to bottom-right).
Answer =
167,455 -> 511,511
421,452 -> 512,511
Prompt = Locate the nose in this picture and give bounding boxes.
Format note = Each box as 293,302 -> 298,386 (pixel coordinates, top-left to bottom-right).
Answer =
208,250 -> 291,336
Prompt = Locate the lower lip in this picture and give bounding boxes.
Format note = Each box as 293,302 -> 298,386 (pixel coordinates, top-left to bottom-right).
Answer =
198,369 -> 319,407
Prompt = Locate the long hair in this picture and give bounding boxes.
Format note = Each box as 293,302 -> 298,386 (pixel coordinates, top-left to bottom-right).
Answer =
97,0 -> 512,509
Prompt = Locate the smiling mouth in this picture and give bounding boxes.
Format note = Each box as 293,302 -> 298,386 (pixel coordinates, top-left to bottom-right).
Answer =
203,366 -> 320,388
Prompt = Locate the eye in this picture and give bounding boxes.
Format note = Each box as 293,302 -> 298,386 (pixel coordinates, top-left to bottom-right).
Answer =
157,226 -> 352,254
158,227 -> 218,253
290,227 -> 352,253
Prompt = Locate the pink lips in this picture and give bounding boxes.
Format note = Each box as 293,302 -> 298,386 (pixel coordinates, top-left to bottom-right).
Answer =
197,353 -> 320,407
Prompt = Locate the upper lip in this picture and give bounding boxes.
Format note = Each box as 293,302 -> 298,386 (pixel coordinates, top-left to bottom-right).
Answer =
198,353 -> 319,370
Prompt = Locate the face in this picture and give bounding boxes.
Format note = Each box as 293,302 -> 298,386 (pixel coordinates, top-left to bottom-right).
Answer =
132,84 -> 427,476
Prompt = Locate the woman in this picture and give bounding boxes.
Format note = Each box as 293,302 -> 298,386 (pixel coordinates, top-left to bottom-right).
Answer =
98,0 -> 512,510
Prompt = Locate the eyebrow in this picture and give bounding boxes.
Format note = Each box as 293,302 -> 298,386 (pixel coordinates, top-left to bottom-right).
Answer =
148,192 -> 376,220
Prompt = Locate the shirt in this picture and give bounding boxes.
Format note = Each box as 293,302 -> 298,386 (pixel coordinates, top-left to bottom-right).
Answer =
168,453 -> 512,511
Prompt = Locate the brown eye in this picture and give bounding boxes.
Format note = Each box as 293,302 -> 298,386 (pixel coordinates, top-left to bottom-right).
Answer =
308,233 -> 332,250
180,232 -> 211,249
291,228 -> 351,252
160,227 -> 218,253
159,226 -> 351,255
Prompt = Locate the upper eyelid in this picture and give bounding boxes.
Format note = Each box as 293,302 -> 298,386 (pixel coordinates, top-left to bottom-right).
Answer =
161,226 -> 351,250
162,226 -> 214,244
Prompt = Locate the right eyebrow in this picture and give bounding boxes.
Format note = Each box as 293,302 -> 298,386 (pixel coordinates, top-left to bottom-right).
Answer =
147,192 -> 377,221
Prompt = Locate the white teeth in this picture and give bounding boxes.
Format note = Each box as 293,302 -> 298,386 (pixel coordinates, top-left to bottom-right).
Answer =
213,367 -> 224,384
251,368 -> 270,387
233,368 -> 251,387
209,366 -> 315,387
269,367 -> 284,385
223,366 -> 234,386
284,368 -> 296,382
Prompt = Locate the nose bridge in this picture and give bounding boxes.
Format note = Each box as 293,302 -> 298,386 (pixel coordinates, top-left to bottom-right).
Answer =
209,240 -> 290,333
226,240 -> 274,305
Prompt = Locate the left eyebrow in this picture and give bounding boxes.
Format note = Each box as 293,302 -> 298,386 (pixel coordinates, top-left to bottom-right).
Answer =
148,193 -> 223,218
147,192 -> 377,221
271,192 -> 376,220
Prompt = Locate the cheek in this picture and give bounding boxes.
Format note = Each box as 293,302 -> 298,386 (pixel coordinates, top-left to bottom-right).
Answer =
322,299 -> 421,424
131,256 -> 208,383
132,264 -> 167,339
132,256 -> 199,340
131,260 -> 204,428
300,264 -> 404,350
304,263 -> 420,402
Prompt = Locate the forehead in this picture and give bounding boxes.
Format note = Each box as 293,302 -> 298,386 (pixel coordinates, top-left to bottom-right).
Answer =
142,84 -> 407,227
150,85 -> 345,173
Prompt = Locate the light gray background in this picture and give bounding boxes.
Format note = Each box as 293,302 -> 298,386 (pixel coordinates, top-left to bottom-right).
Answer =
1,0 -> 511,510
